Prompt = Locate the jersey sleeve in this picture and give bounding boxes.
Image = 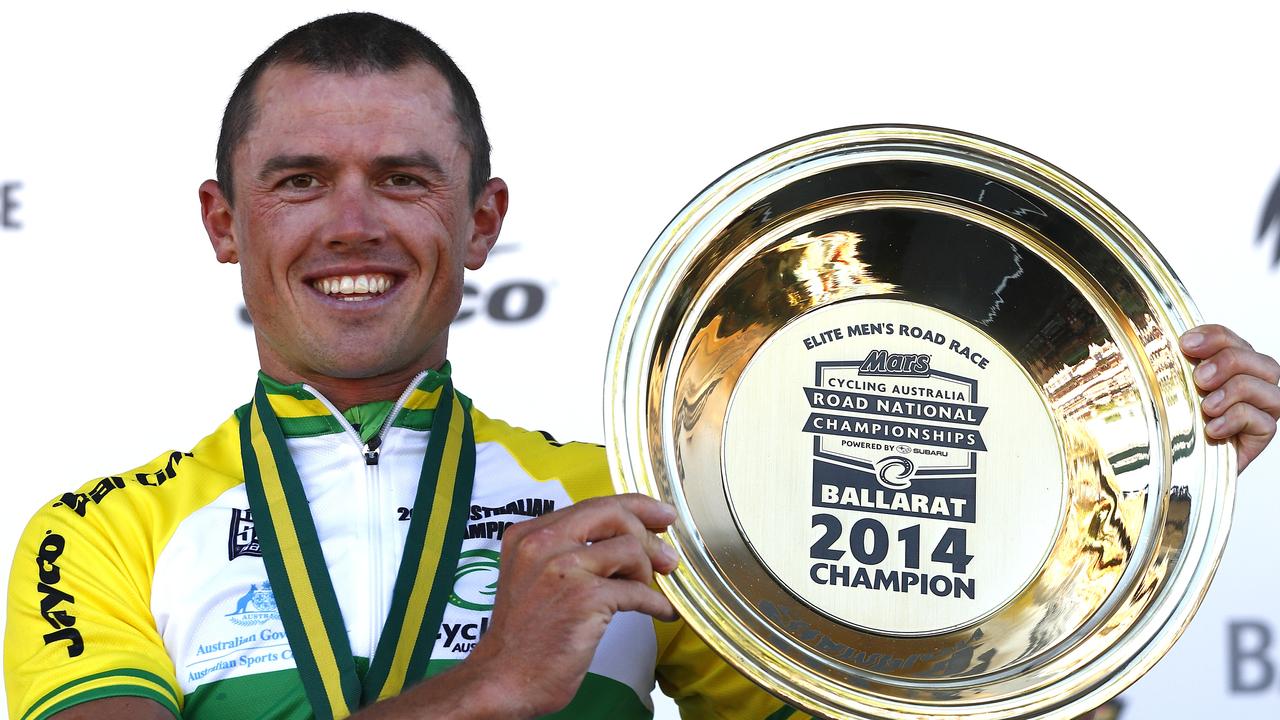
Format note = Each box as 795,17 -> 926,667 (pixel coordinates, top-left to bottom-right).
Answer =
5,486 -> 181,720
654,618 -> 813,720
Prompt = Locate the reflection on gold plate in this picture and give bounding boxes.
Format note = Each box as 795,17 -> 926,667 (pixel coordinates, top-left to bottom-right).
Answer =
606,126 -> 1234,718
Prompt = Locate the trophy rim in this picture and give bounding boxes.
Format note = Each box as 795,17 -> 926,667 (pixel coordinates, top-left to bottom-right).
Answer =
604,124 -> 1237,718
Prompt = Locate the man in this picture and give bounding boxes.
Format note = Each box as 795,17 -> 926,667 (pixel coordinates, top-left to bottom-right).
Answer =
5,12 -> 1279,720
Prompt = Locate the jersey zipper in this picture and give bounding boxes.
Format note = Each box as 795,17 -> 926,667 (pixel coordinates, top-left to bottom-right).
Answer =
303,372 -> 430,659
303,371 -> 425,465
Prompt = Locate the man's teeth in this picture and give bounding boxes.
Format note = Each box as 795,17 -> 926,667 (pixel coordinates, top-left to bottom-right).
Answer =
312,274 -> 394,301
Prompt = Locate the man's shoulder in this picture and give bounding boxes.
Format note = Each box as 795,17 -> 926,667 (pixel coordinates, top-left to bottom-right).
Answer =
23,412 -> 246,533
470,407 -> 613,496
0,413 -> 242,720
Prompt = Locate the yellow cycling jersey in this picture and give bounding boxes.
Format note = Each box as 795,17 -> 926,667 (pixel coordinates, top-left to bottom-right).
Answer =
5,367 -> 804,720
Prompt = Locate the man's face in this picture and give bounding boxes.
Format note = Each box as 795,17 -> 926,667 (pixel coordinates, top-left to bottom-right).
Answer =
202,63 -> 505,382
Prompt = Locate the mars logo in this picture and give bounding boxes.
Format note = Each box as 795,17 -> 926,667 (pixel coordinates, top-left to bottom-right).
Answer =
803,352 -> 987,523
858,350 -> 931,377
1,181 -> 20,230
1257,172 -> 1280,268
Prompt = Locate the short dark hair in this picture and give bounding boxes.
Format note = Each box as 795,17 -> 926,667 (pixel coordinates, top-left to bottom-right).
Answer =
215,12 -> 490,204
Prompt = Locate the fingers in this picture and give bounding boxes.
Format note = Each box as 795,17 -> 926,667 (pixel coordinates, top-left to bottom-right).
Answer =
500,493 -> 680,582
1205,402 -> 1277,472
599,494 -> 678,532
603,578 -> 678,622
1180,324 -> 1253,360
579,534 -> 654,581
500,510 -> 680,622
1205,402 -> 1276,442
1202,374 -> 1280,420
1191,345 -> 1280,393
1182,326 -> 1280,472
515,494 -> 676,544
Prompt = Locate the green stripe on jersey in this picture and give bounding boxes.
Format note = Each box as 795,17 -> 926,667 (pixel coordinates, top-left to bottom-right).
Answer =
342,402 -> 394,444
240,367 -> 473,439
30,684 -> 180,720
232,405 -> 345,439
542,672 -> 653,719
183,661 -> 651,719
183,660 -> 368,720
257,374 -> 318,400
280,415 -> 346,438
21,669 -> 178,720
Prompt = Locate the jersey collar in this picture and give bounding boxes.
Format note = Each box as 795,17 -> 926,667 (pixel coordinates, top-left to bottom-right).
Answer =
252,362 -> 471,440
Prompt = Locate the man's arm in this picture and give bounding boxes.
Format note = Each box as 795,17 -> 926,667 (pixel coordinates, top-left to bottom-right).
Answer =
6,490 -> 183,720
48,697 -> 174,719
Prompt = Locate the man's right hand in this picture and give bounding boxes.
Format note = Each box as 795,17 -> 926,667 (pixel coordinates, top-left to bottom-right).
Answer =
353,492 -> 680,720
463,494 -> 679,717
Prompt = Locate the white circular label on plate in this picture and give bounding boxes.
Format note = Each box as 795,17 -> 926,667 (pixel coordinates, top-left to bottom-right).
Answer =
723,298 -> 1064,635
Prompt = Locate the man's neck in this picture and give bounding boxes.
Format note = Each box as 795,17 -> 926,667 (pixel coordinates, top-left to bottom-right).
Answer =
261,364 -> 440,412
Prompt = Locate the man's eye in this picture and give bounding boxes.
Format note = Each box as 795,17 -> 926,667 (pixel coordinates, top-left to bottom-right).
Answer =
285,175 -> 317,189
386,174 -> 422,188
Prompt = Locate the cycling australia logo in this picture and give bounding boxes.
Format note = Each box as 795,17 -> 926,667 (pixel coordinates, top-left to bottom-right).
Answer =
226,582 -> 280,626
448,549 -> 500,611
1257,171 -> 1280,269
804,350 -> 987,525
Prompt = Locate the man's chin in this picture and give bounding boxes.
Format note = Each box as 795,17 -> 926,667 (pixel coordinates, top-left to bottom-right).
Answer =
259,328 -> 444,387
300,345 -> 438,384
309,359 -> 418,382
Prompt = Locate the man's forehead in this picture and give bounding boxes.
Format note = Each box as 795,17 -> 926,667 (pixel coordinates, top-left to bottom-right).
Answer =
227,62 -> 470,181
255,62 -> 457,118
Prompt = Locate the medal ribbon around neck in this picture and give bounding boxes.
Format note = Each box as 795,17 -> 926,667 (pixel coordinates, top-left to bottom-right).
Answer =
240,377 -> 476,719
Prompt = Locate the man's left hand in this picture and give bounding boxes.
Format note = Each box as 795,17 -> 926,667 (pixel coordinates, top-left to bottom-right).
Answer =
1180,324 -> 1280,472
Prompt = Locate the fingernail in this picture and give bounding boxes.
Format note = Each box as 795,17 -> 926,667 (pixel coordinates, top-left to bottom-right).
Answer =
1181,331 -> 1204,350
1207,417 -> 1226,436
1204,389 -> 1225,410
660,543 -> 679,566
1195,362 -> 1216,384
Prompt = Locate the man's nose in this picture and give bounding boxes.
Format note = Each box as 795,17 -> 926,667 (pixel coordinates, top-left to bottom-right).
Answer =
322,181 -> 386,249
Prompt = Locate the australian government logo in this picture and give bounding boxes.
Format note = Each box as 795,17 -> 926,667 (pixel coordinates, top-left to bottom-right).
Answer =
225,582 -> 280,626
803,349 -> 987,525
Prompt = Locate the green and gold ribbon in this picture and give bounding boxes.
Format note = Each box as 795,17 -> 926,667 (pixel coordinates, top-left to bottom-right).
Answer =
240,376 -> 475,720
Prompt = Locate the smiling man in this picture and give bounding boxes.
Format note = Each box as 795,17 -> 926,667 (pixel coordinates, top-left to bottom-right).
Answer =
207,60 -> 504,408
6,12 -> 1280,720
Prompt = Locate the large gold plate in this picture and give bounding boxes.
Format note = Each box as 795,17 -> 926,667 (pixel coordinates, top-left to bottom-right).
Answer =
605,126 -> 1235,718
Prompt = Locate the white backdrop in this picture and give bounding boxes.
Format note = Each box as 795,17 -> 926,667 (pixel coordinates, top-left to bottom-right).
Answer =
3,2 -> 1279,717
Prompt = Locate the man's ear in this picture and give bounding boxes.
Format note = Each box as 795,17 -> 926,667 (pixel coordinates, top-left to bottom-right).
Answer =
464,177 -> 509,271
200,179 -> 239,264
